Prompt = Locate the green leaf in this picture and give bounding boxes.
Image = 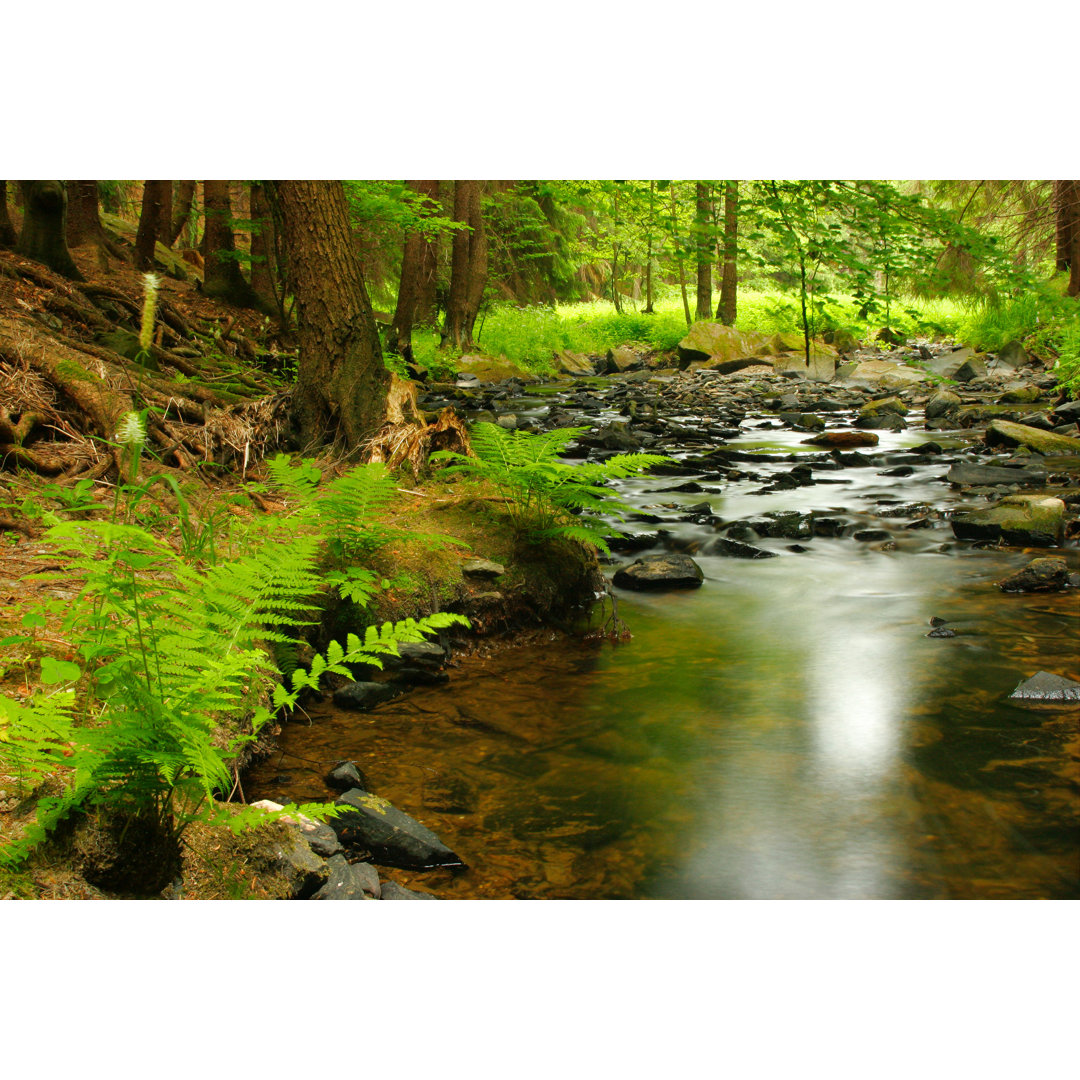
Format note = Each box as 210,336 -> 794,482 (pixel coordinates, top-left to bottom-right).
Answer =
39,657 -> 82,684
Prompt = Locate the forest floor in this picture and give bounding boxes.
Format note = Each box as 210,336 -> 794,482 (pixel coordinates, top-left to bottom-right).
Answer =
0,240 -> 608,898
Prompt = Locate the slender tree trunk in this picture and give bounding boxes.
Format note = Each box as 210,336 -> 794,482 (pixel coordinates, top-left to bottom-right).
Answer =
135,181 -> 170,270
389,180 -> 440,360
671,184 -> 692,328
16,181 -> 84,280
463,181 -> 488,344
66,181 -> 102,248
695,182 -> 713,321
270,180 -> 390,450
249,181 -> 276,310
717,180 -> 739,326
1055,179 -> 1080,296
202,180 -> 264,310
170,181 -> 196,246
0,182 -> 16,248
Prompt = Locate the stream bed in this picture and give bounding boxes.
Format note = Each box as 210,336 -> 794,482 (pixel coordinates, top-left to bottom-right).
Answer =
246,361 -> 1080,899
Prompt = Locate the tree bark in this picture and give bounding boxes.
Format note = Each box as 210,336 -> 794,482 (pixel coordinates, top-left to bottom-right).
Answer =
0,182 -> 17,248
249,181 -> 277,311
389,180 -> 440,360
1055,179 -> 1080,296
463,181 -> 489,344
671,184 -> 692,328
717,180 -> 739,326
16,181 -> 84,280
442,180 -> 488,349
135,181 -> 170,270
695,182 -> 713,321
202,180 -> 264,310
170,180 -> 197,246
270,180 -> 390,451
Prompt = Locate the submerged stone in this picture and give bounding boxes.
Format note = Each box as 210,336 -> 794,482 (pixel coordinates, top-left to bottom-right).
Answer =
612,553 -> 705,589
708,537 -> 778,559
332,681 -> 406,711
311,855 -> 381,900
985,419 -> 1080,456
802,430 -> 879,448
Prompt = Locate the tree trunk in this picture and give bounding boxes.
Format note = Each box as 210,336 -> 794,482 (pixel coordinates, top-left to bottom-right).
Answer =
0,182 -> 17,248
389,180 -> 440,360
16,181 -> 84,280
463,181 -> 488,344
695,182 -> 713,321
170,180 -> 197,246
202,180 -> 264,310
135,181 -> 170,270
442,180 -> 488,349
249,181 -> 277,312
671,184 -> 692,328
717,180 -> 738,326
1055,179 -> 1080,296
270,180 -> 390,451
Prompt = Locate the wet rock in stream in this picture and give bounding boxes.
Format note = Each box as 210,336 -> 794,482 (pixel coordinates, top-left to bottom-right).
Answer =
332,788 -> 466,870
612,553 -> 705,590
996,557 -> 1071,593
1008,671 -> 1080,704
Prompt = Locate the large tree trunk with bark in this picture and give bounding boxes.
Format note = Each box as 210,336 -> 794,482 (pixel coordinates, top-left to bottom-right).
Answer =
202,180 -> 264,310
270,180 -> 390,451
1055,179 -> 1080,297
389,180 -> 440,361
16,181 -> 83,280
135,181 -> 171,270
170,180 -> 197,246
717,180 -> 739,326
0,182 -> 17,248
442,181 -> 487,349
695,182 -> 713,321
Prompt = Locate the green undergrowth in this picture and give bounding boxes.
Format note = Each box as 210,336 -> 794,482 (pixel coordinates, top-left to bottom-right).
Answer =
404,289 -> 970,375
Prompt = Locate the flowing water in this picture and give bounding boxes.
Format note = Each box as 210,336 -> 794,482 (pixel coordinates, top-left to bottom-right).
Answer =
246,380 -> 1080,899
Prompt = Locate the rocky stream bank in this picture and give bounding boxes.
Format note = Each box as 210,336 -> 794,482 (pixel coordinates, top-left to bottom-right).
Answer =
241,327 -> 1079,900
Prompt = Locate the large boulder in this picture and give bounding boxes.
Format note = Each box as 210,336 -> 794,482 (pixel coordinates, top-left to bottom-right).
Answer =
924,347 -> 986,382
772,349 -> 838,382
554,350 -> 596,376
951,494 -> 1066,547
603,345 -> 644,374
676,322 -> 763,369
612,553 -> 705,590
843,359 -> 926,390
984,419 -> 1080,456
331,788 -> 466,870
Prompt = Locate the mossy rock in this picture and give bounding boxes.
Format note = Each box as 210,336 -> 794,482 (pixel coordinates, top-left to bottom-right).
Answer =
951,494 -> 1066,547
456,354 -> 537,383
100,211 -> 198,283
677,322 -> 769,369
985,419 -> 1080,456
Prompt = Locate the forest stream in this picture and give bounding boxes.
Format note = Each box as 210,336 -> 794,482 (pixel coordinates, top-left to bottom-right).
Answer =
246,366 -> 1080,899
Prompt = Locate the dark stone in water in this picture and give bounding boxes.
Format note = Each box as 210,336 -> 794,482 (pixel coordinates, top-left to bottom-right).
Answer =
326,760 -> 368,793
332,681 -> 406,711
1008,671 -> 1080,703
996,557 -> 1069,593
708,537 -> 778,559
613,553 -> 705,590
606,530 -> 662,552
331,788 -> 466,870
812,517 -> 850,538
380,881 -> 439,900
926,627 -> 956,638
311,855 -> 381,900
853,529 -> 892,541
947,463 -> 1047,487
390,665 -> 451,687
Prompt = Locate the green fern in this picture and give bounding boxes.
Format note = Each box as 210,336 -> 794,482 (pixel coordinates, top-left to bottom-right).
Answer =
432,423 -> 670,553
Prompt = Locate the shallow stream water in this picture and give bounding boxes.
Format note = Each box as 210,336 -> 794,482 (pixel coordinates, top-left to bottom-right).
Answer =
246,379 -> 1080,899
